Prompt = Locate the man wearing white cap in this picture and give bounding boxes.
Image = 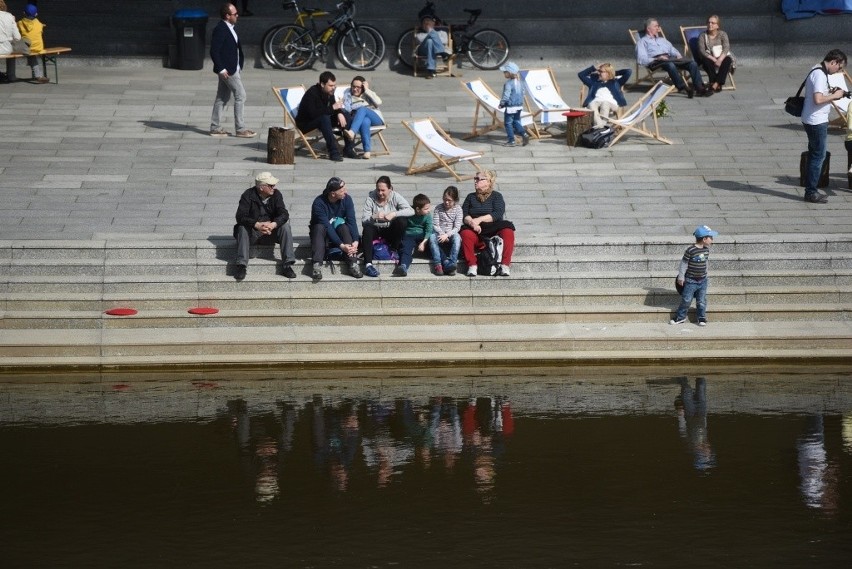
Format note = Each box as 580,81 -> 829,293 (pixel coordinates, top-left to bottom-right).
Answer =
233,172 -> 297,280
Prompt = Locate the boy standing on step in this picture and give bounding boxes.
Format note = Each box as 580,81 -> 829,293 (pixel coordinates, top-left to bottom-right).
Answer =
670,225 -> 718,326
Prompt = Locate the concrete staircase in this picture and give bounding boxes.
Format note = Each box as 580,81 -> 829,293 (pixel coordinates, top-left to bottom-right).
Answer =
1,235 -> 851,370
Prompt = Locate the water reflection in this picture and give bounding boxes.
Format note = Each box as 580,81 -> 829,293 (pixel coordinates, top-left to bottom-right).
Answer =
224,394 -> 515,502
674,377 -> 716,473
2,367 -> 851,568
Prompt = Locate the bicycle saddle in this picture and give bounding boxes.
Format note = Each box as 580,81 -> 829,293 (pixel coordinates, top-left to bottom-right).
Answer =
463,9 -> 482,17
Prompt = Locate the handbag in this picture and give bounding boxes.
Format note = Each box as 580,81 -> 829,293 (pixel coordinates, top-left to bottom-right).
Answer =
11,37 -> 30,55
784,67 -> 826,117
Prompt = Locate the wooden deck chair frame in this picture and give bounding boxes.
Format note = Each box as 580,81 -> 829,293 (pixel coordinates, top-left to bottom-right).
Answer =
519,67 -> 572,134
460,78 -> 540,140
412,25 -> 455,77
272,84 -> 334,159
828,70 -> 851,129
332,85 -> 392,157
629,28 -> 688,87
605,81 -> 677,146
401,117 -> 483,181
680,25 -> 736,90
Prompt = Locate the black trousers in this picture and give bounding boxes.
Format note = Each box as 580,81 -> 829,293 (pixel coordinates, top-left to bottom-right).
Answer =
360,218 -> 408,264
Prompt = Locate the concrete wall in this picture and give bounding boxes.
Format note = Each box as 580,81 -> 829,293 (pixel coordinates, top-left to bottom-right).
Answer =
19,0 -> 852,65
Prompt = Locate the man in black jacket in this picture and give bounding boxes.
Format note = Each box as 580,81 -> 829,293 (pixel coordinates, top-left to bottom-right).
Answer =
296,71 -> 356,161
233,172 -> 297,280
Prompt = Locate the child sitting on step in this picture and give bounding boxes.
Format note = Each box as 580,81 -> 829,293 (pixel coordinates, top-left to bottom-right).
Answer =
394,194 -> 432,277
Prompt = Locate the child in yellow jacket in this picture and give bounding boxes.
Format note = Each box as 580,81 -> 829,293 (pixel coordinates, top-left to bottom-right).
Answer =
17,4 -> 48,83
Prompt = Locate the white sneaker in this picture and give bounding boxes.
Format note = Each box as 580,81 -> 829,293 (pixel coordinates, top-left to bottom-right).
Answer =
499,264 -> 511,276
848,164 -> 852,174
466,266 -> 477,277
669,318 -> 687,325
362,152 -> 371,160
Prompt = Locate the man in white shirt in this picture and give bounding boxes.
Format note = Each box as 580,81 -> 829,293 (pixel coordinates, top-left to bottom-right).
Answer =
801,49 -> 847,204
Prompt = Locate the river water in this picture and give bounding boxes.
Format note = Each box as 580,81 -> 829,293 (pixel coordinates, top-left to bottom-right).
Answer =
2,365 -> 851,568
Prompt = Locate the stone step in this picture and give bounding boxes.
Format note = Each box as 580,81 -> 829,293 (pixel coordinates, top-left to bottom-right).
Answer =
2,322 -> 850,366
7,268 -> 852,294
1,303 -> 846,330
3,286 -> 851,312
5,235 -> 852,260
6,251 -> 852,277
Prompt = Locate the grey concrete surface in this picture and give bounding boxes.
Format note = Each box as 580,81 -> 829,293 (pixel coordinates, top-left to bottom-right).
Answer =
1,60 -> 850,243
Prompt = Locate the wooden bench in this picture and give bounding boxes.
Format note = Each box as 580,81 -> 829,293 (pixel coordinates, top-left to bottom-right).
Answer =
0,47 -> 72,84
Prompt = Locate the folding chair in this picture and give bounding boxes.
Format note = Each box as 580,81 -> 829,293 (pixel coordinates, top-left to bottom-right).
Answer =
605,81 -> 677,146
333,85 -> 391,156
412,25 -> 455,77
828,71 -> 851,129
629,27 -> 688,87
272,85 -> 336,159
460,78 -> 539,140
401,117 -> 483,181
519,67 -> 572,133
680,25 -> 736,90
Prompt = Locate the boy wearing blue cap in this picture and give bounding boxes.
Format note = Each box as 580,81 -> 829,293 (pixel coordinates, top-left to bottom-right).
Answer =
498,61 -> 529,147
17,4 -> 48,84
670,225 -> 719,326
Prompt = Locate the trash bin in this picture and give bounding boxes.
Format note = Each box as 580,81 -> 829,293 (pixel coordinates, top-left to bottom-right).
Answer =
171,9 -> 208,70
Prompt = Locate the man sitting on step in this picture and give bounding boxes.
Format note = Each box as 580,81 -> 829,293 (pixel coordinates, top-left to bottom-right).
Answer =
233,172 -> 297,281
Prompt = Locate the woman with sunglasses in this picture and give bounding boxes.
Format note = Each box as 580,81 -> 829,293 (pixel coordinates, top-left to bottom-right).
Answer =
341,75 -> 385,159
459,170 -> 515,277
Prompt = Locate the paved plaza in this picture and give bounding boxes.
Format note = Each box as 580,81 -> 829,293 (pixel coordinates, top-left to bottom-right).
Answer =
1,58 -> 851,243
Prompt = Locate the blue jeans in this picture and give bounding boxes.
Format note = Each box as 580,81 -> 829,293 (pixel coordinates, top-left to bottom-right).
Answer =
428,233 -> 460,267
417,30 -> 445,72
675,277 -> 708,321
503,110 -> 524,143
350,107 -> 383,152
803,122 -> 828,196
651,60 -> 704,91
399,234 -> 426,269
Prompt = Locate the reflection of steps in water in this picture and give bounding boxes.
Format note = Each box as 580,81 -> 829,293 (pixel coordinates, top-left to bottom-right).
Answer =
3,368 -> 851,425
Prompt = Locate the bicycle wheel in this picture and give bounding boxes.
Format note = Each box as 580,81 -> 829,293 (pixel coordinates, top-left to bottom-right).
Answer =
336,24 -> 386,71
466,28 -> 510,70
268,25 -> 316,71
261,24 -> 286,67
395,29 -> 415,68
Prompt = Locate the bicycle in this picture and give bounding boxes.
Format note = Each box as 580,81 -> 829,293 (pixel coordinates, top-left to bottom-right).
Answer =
395,2 -> 510,71
262,0 -> 386,71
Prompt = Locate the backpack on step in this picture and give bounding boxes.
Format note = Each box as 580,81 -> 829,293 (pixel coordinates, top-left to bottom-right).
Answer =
578,126 -> 614,149
477,236 -> 503,276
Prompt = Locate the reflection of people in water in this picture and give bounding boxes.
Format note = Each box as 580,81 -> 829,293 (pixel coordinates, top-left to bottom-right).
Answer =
361,401 -> 414,487
226,399 -> 281,503
796,414 -> 839,512
307,397 -> 362,492
674,377 -> 716,472
430,397 -> 463,470
462,396 -> 515,502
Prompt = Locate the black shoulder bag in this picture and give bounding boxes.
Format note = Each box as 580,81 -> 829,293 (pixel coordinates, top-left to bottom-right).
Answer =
784,67 -> 826,117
